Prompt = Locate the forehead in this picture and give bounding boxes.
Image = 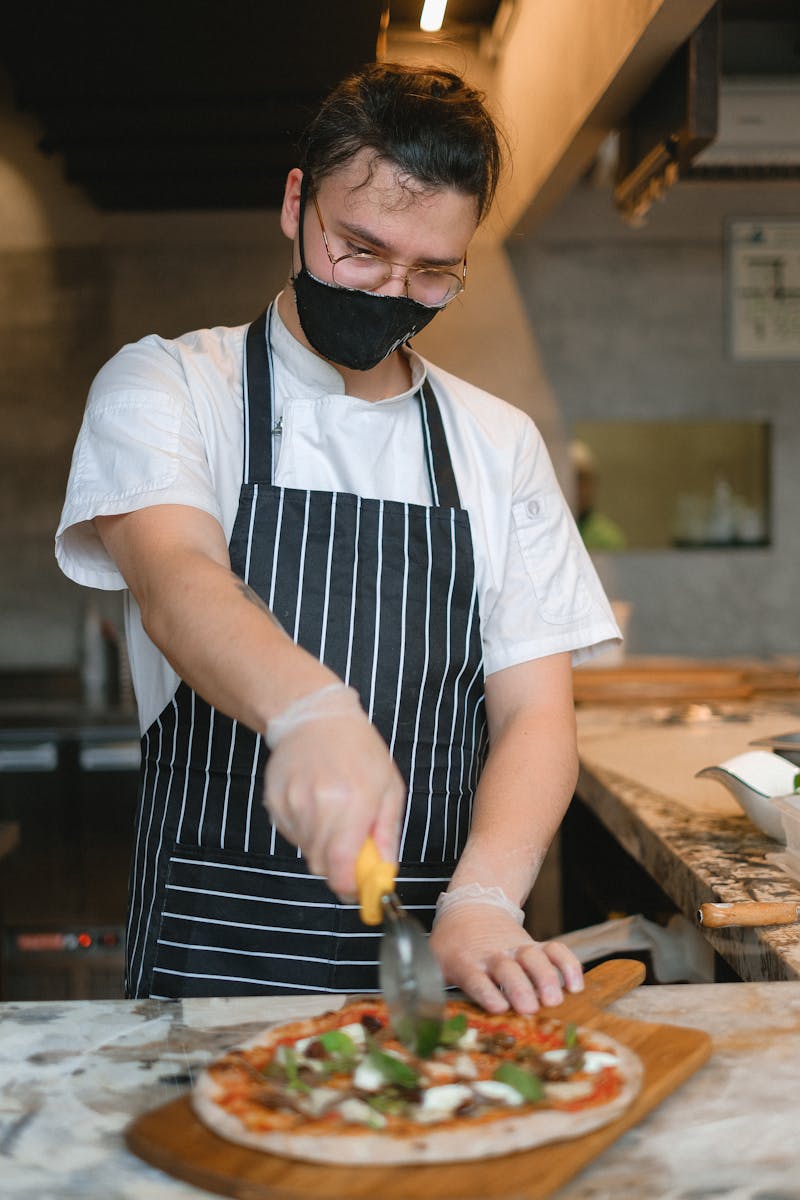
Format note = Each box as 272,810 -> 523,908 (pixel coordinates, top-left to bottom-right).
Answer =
315,150 -> 479,260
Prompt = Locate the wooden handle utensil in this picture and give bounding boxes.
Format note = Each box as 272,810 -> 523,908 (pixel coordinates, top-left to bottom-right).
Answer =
697,901 -> 800,928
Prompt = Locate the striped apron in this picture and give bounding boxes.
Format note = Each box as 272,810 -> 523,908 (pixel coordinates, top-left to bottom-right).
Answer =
126,306 -> 488,998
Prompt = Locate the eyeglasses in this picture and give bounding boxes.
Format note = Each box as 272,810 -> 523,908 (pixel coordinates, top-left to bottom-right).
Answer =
310,192 -> 467,308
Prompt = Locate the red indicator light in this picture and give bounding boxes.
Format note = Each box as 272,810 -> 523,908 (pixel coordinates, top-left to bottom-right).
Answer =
77,932 -> 93,948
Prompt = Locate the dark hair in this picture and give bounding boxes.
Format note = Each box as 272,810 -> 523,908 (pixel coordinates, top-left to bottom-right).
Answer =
297,62 -> 503,222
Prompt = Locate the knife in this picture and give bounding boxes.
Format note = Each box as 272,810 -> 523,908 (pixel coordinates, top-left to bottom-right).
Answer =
356,837 -> 446,1056
697,900 -> 800,928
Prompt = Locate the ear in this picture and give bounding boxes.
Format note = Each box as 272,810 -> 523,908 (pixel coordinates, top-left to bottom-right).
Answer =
280,168 -> 304,240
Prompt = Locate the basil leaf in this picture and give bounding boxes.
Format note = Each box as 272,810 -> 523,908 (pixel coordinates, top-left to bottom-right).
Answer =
414,1017 -> 443,1059
366,1090 -> 410,1116
389,1015 -> 441,1060
282,1047 -> 311,1094
366,1048 -> 419,1089
492,1061 -> 544,1102
319,1030 -> 357,1056
564,1022 -> 578,1049
438,1013 -> 468,1046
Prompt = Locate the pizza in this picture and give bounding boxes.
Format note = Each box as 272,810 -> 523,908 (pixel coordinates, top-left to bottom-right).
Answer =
192,997 -> 643,1165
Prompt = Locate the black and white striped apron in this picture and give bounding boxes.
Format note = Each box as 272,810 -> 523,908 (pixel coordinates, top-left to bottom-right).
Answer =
126,306 -> 488,998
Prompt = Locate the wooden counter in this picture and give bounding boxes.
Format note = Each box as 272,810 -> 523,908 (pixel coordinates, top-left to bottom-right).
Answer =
575,698 -> 800,982
573,656 -> 800,706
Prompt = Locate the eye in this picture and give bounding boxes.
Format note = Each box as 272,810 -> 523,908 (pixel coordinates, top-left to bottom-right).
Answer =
345,243 -> 378,259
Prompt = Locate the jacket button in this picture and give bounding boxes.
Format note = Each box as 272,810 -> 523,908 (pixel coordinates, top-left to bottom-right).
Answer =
527,499 -> 541,517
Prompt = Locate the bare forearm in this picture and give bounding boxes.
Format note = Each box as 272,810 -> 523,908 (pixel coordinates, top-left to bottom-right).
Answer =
95,506 -> 337,735
431,654 -> 583,1014
141,552 -> 338,733
449,658 -> 578,907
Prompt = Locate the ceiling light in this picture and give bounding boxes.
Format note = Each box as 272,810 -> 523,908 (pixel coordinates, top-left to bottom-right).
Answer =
420,0 -> 448,33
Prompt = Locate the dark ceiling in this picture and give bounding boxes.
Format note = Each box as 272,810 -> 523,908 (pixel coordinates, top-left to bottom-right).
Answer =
1,1 -> 794,212
0,1 -> 501,212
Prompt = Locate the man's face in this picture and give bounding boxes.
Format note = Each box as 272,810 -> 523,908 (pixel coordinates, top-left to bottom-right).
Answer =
282,149 -> 480,299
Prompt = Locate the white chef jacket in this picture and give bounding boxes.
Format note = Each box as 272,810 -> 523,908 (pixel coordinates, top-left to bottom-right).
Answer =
56,299 -> 620,733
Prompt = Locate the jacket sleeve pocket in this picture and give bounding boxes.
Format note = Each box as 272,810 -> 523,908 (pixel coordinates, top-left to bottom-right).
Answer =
512,493 -> 592,624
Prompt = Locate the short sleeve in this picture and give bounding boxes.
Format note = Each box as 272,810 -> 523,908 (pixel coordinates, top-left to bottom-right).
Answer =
55,346 -> 224,589
480,418 -> 621,675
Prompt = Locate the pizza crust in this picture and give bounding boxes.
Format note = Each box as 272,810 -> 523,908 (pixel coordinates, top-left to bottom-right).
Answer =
192,1015 -> 643,1165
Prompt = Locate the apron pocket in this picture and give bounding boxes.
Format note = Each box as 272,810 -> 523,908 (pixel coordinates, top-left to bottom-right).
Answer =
319,858 -> 458,993
151,845 -> 377,997
150,848 -> 457,998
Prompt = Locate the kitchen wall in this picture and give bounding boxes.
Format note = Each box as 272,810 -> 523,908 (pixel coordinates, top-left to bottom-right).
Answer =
509,178 -> 800,658
1,65 -> 798,675
0,70 -> 563,678
0,76 -> 287,674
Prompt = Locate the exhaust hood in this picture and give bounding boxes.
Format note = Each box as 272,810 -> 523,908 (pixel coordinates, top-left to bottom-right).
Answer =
692,77 -> 800,170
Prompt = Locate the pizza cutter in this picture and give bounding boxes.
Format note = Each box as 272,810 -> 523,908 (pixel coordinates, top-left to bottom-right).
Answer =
356,837 -> 446,1055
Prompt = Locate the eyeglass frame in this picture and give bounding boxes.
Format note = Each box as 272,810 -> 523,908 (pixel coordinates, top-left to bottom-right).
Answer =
308,190 -> 467,309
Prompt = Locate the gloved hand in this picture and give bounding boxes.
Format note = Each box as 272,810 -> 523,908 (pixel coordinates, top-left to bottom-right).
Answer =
262,683 -> 406,900
429,886 -> 584,1014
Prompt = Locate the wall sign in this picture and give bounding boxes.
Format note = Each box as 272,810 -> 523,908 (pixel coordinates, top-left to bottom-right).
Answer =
727,219 -> 800,361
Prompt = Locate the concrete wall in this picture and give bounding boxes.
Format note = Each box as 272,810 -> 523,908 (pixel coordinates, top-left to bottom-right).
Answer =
509,179 -> 800,657
2,61 -> 798,672
0,75 -> 290,669
0,70 -> 564,673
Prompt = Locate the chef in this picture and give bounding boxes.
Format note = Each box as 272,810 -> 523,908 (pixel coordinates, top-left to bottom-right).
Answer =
56,62 -> 620,1011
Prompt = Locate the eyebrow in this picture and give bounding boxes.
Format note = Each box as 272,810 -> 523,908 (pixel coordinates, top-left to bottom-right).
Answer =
337,217 -> 465,269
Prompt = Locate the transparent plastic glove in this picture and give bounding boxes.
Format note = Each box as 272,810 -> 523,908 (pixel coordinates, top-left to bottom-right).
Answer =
429,895 -> 584,1015
263,683 -> 406,900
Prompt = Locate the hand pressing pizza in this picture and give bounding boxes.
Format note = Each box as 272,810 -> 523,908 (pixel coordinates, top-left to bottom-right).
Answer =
193,998 -> 643,1165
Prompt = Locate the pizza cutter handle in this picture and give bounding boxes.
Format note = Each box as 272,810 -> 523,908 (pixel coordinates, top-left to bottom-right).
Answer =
356,837 -> 397,926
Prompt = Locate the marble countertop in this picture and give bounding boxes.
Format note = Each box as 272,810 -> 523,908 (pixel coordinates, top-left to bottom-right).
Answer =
576,702 -> 800,983
2,983 -> 800,1200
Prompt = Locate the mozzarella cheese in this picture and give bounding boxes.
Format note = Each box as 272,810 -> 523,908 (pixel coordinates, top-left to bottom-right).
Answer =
338,1022 -> 368,1047
582,1051 -> 620,1073
352,1058 -> 386,1092
472,1080 -> 525,1106
337,1098 -> 387,1128
414,1084 -> 473,1123
541,1047 -> 619,1073
455,1026 -> 480,1050
294,1022 -> 367,1057
297,1087 -> 343,1117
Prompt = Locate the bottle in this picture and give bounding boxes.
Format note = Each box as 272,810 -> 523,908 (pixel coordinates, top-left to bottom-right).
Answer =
706,479 -> 736,545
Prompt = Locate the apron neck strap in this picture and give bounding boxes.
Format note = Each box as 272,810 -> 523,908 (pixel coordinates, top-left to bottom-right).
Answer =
418,376 -> 461,509
243,307 -> 274,484
243,307 -> 461,508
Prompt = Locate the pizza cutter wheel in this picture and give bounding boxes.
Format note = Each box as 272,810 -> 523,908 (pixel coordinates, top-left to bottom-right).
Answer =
357,837 -> 446,1055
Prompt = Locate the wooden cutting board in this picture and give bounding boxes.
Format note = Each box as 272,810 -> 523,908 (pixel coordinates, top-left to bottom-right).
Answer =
126,959 -> 711,1199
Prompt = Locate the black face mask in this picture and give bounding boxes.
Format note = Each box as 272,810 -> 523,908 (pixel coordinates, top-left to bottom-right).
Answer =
291,185 -> 439,372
